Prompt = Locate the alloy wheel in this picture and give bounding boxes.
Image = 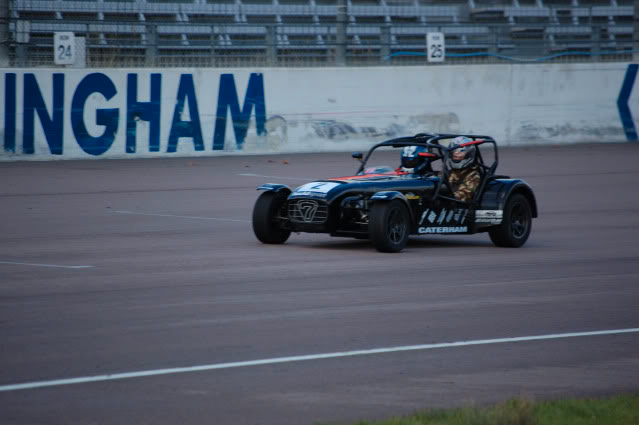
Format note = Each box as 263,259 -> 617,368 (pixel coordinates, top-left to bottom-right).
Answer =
387,208 -> 406,244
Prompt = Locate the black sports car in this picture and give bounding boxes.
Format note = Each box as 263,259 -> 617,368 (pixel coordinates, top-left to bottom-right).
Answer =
252,133 -> 537,253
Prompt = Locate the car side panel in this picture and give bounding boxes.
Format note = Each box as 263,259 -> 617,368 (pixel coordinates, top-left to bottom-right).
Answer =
479,179 -> 537,218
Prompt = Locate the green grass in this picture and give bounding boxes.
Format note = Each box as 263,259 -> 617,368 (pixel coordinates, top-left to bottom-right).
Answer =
324,393 -> 639,425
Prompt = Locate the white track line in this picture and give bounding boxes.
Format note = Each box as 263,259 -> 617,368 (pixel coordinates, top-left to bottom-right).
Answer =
0,261 -> 93,269
1,327 -> 637,393
239,173 -> 311,181
113,210 -> 250,223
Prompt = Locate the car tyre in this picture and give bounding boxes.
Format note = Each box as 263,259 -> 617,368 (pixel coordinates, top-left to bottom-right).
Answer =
252,191 -> 291,244
489,193 -> 532,248
369,200 -> 410,253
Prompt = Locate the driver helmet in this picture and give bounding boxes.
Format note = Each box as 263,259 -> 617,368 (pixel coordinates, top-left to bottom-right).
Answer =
400,145 -> 429,170
447,136 -> 477,170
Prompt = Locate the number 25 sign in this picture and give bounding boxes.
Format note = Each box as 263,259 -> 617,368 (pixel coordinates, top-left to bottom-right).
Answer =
54,32 -> 75,65
427,32 -> 445,63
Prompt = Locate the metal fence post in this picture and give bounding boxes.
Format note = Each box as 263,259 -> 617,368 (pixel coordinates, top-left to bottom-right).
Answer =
381,24 -> 390,64
15,20 -> 30,67
336,0 -> 347,66
0,0 -> 9,67
592,24 -> 600,62
266,25 -> 277,67
211,25 -> 221,68
634,0 -> 639,61
16,43 -> 26,66
146,24 -> 157,67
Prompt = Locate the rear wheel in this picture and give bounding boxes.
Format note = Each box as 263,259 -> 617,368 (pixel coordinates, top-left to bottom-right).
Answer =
252,191 -> 291,244
369,200 -> 410,253
489,193 -> 532,247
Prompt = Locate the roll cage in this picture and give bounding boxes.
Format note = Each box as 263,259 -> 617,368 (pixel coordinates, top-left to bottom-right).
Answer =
353,133 -> 499,207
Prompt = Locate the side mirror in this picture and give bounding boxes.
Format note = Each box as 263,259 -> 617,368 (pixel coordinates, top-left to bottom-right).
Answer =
352,152 -> 363,162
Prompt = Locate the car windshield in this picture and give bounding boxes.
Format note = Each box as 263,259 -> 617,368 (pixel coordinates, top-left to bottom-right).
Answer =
357,146 -> 398,174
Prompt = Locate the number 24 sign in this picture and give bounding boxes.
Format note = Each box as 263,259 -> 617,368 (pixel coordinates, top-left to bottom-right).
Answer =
427,32 -> 445,63
54,32 -> 75,65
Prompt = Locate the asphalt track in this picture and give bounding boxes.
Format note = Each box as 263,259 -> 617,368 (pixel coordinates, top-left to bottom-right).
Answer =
1,143 -> 638,425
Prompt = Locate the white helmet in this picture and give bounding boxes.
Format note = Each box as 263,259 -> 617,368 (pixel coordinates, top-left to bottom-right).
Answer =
447,136 -> 477,170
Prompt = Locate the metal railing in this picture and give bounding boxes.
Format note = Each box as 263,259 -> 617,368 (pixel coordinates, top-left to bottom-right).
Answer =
5,3 -> 636,68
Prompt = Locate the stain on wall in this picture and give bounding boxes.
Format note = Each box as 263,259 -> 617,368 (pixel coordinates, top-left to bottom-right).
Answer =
406,113 -> 460,134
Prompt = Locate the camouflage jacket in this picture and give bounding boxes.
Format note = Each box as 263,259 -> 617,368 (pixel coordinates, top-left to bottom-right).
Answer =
448,165 -> 481,203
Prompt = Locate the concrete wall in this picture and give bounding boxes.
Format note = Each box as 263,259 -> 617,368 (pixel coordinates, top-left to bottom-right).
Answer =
0,63 -> 635,161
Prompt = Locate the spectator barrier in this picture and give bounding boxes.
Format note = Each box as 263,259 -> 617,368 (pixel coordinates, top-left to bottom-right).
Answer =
1,62 -> 635,161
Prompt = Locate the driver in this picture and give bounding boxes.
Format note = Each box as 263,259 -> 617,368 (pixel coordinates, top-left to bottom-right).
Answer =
399,145 -> 432,174
447,136 -> 481,203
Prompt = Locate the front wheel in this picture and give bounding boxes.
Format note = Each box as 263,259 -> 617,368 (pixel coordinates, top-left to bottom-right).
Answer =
369,200 -> 410,253
252,191 -> 291,244
489,193 -> 532,247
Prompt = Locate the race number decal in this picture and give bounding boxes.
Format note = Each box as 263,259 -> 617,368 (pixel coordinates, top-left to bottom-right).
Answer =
296,182 -> 340,193
427,32 -> 445,63
54,32 -> 75,65
293,182 -> 340,197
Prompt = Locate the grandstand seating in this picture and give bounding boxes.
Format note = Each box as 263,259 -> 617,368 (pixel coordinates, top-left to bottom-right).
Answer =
7,0 -> 634,66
